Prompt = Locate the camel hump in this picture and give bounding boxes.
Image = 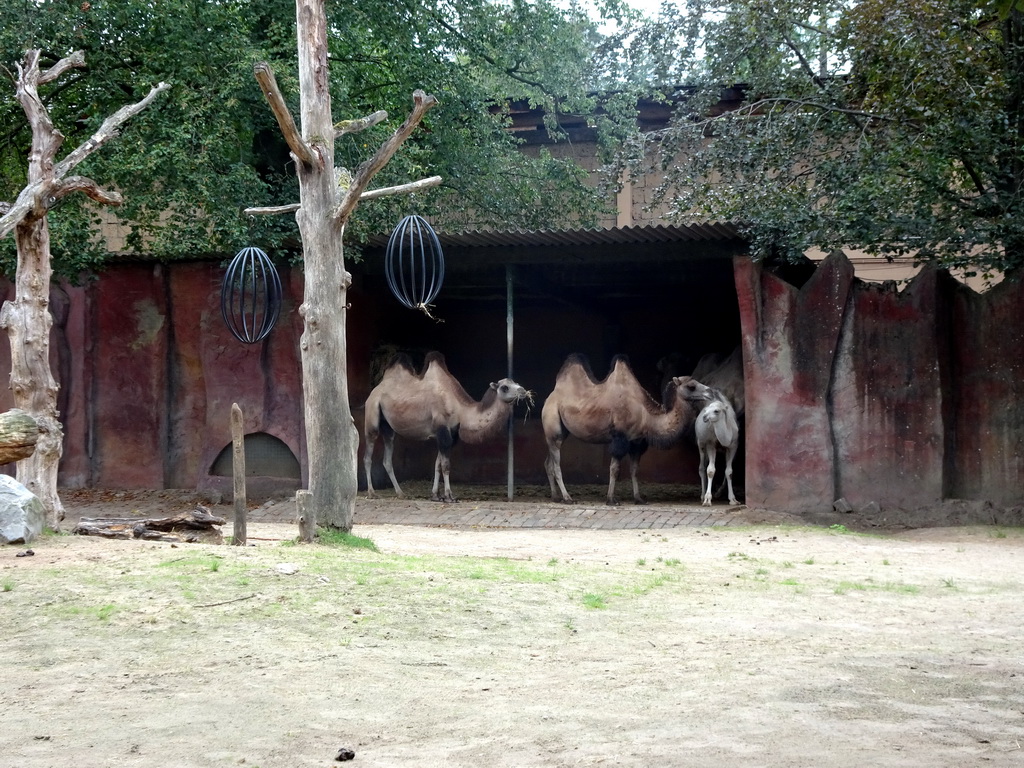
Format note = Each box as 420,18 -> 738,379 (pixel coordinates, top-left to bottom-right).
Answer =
559,353 -> 598,382
609,353 -> 632,371
423,350 -> 450,372
385,352 -> 418,374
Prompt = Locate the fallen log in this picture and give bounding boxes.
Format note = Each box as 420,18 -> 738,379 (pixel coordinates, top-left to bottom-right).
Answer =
73,505 -> 226,544
0,409 -> 41,464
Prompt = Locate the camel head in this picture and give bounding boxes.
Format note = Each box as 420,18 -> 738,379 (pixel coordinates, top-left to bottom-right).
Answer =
669,376 -> 715,407
490,378 -> 535,408
701,401 -> 726,424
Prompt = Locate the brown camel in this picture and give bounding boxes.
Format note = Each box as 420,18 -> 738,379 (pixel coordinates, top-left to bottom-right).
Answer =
542,354 -> 714,505
363,352 -> 532,502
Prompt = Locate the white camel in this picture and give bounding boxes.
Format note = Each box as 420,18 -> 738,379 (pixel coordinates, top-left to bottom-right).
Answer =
695,396 -> 740,506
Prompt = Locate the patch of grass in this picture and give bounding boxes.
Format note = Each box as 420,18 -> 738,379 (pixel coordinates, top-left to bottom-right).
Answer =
547,558 -> 558,566
942,577 -> 957,589
833,581 -> 869,595
755,567 -> 769,576
885,582 -> 921,594
208,558 -> 222,572
636,558 -> 646,567
727,551 -> 752,561
834,580 -> 920,596
883,559 -> 891,566
829,524 -> 851,534
630,573 -> 681,596
664,558 -> 681,567
803,557 -> 816,565
782,561 -> 794,568
96,604 -> 117,621
992,529 -> 1008,539
582,593 -> 607,610
316,529 -> 379,551
2,580 -> 13,592
779,577 -> 799,586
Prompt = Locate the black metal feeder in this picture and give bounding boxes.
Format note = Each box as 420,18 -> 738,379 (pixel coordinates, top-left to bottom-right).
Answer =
385,215 -> 445,311
221,246 -> 282,344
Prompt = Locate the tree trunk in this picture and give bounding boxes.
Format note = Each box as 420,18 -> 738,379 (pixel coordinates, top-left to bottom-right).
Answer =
294,0 -> 359,530
1,50 -> 166,531
0,215 -> 65,529
249,4 -> 437,531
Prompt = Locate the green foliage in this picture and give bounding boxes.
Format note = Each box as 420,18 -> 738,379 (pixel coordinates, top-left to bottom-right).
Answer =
611,0 -> 1024,275
316,528 -> 379,551
0,0 -> 622,278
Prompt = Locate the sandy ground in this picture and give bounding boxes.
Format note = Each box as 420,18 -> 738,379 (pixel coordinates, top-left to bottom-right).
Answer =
1,490 -> 1023,767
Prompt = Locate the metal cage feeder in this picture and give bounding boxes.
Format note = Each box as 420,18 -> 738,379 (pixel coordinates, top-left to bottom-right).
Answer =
221,246 -> 282,344
385,215 -> 445,310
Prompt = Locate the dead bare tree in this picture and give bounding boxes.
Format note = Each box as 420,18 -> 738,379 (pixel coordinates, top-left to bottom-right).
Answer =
0,50 -> 167,529
245,0 -> 441,532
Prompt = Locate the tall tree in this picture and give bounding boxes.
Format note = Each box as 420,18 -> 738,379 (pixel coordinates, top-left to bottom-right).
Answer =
611,0 -> 1024,277
0,0 -> 619,280
0,50 -> 165,528
246,0 -> 440,531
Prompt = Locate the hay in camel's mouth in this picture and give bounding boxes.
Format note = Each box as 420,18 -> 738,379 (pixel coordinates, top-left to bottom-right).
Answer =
517,389 -> 536,420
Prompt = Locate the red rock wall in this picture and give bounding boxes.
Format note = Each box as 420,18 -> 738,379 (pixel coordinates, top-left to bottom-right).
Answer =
0,254 -> 1020,510
735,252 -> 853,511
737,252 -> 1023,512
950,278 -> 1024,503
831,267 -> 954,509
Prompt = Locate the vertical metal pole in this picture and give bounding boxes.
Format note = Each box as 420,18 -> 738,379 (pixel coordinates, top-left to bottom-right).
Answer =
506,264 -> 515,501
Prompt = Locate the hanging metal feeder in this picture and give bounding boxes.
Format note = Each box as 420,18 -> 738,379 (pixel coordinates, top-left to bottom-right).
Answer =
385,215 -> 445,313
220,246 -> 282,344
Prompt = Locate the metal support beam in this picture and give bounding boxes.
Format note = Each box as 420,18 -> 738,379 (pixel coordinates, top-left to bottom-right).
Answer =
506,264 -> 515,501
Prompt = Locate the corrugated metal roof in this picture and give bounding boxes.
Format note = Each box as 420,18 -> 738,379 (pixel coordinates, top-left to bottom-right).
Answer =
367,222 -> 744,249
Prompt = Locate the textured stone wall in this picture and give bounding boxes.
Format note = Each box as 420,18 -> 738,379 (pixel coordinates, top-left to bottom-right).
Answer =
736,252 -> 1023,512
0,253 -> 1020,510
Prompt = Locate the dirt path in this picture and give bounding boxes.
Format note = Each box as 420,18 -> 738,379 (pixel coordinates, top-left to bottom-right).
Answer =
2,493 -> 1022,767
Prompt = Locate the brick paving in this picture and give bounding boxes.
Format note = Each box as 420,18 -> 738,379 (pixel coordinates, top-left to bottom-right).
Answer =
244,495 -> 798,530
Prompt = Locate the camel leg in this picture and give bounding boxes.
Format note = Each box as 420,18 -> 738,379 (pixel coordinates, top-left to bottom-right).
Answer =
431,450 -> 456,503
628,441 -> 647,504
363,429 -> 378,499
430,427 -> 457,503
697,444 -> 708,504
723,441 -> 739,506
606,456 -> 621,506
430,452 -> 442,500
606,432 -> 632,506
702,448 -> 716,506
382,432 -> 404,498
544,437 -> 574,503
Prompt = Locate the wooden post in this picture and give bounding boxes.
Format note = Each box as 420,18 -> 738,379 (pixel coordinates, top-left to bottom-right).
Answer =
230,403 -> 247,546
296,489 -> 315,542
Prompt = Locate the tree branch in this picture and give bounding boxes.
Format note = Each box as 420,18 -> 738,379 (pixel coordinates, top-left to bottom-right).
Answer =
39,50 -> 86,85
253,61 -> 316,167
244,203 -> 300,216
244,175 -> 443,216
52,176 -> 123,207
0,190 -> 37,238
335,110 -> 388,138
53,81 -> 170,179
335,90 -> 439,222
359,175 -> 443,200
